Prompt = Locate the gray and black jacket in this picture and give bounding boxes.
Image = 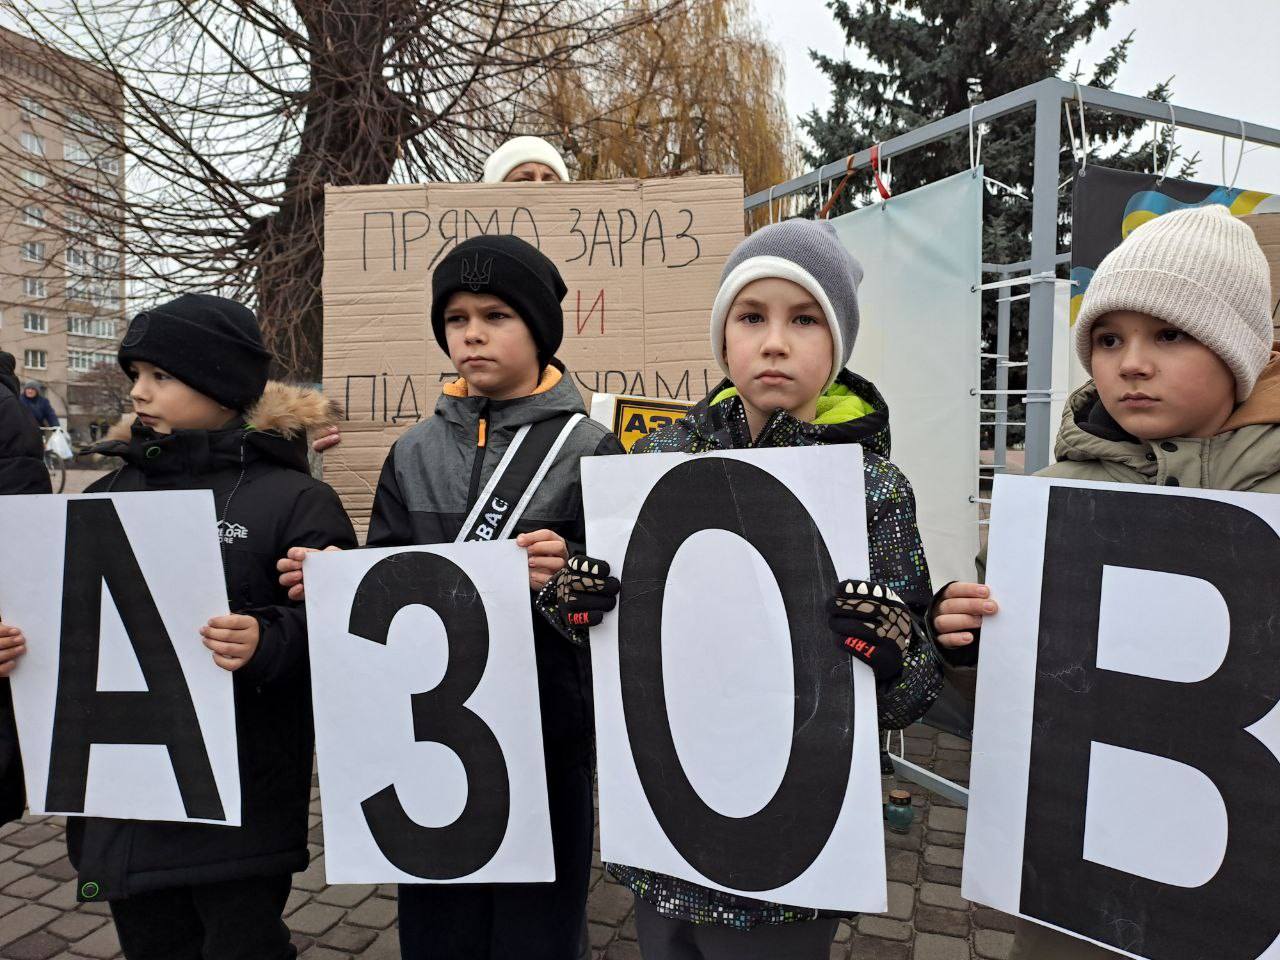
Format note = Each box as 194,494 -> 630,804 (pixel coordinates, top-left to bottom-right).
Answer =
367,360 -> 624,770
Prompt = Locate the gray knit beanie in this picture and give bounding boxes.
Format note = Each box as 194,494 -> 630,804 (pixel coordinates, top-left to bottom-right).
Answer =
1075,204 -> 1273,400
710,219 -> 863,390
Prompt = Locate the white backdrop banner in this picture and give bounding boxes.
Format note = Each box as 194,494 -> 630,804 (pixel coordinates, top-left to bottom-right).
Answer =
830,169 -> 982,586
0,492 -> 239,824
964,475 -> 1280,960
304,541 -> 554,884
583,445 -> 886,912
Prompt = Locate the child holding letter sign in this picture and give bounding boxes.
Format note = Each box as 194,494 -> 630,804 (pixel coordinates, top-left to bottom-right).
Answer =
547,219 -> 944,959
281,234 -> 623,958
934,205 -> 1280,959
1,295 -> 357,958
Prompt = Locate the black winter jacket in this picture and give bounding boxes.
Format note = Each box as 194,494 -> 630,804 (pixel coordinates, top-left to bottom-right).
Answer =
0,373 -> 50,826
367,362 -> 623,771
66,383 -> 357,902
0,376 -> 49,497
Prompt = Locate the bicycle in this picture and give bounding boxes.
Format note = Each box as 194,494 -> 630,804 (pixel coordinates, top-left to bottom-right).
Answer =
40,426 -> 69,493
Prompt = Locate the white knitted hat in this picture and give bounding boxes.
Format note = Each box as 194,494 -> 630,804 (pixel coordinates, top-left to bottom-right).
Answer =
1075,204 -> 1273,400
482,136 -> 570,184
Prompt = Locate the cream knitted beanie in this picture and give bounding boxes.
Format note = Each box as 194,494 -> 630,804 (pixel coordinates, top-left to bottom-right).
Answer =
1074,204 -> 1273,400
482,136 -> 570,184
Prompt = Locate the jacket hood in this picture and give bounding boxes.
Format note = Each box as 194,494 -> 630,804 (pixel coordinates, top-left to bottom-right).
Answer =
434,359 -> 586,429
677,368 -> 891,455
1222,347 -> 1280,431
92,381 -> 341,475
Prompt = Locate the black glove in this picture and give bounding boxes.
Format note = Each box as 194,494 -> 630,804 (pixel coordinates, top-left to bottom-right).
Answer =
829,579 -> 911,684
552,554 -> 620,630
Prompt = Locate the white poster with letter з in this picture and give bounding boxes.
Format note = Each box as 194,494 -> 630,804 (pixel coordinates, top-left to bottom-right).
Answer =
0,491 -> 240,825
583,444 -> 886,912
830,168 -> 982,588
304,540 -> 553,884
963,475 -> 1280,960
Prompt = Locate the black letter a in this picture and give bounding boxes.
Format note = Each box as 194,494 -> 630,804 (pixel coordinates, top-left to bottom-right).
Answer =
46,499 -> 224,820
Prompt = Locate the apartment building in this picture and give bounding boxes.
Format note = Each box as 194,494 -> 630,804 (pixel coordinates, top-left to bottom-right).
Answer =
0,27 -> 126,444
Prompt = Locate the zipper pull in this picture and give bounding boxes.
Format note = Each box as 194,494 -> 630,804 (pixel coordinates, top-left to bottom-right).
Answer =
477,400 -> 490,447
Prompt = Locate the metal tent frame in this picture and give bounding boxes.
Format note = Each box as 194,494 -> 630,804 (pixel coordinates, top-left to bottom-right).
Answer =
748,78 -> 1280,804
745,76 -> 1280,475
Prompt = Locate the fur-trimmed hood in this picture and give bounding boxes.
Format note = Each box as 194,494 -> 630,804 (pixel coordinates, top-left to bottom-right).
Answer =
103,381 -> 341,444
92,381 -> 340,476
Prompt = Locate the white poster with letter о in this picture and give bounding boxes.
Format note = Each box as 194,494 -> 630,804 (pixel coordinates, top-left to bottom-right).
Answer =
584,445 -> 886,912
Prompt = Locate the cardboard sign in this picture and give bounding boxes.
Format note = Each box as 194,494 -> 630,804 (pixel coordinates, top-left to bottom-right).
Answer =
582,445 -> 887,912
322,176 -> 744,534
964,475 -> 1280,960
0,492 -> 240,824
589,393 -> 693,451
1243,212 -> 1280,338
304,541 -> 553,883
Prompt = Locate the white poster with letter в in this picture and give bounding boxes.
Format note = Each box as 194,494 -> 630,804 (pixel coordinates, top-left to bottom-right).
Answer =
0,491 -> 240,825
829,168 -> 982,588
964,475 -> 1280,960
304,540 -> 553,884
583,444 -> 886,912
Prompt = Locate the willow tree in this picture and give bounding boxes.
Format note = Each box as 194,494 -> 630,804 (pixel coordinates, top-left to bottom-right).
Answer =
0,0 -> 657,379
528,0 -> 796,207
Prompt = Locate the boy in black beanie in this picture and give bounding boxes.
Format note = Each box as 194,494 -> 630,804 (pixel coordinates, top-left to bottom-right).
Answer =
280,236 -> 623,959
1,293 -> 356,959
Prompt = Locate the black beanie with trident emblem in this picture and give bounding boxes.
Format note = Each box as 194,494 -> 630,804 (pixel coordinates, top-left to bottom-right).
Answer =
430,234 -> 568,365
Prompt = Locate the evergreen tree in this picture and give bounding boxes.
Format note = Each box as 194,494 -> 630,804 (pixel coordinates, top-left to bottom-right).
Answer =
801,0 -> 1194,438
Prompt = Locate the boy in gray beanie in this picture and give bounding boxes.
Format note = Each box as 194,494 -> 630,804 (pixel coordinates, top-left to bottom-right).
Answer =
931,208 -> 1280,959
545,218 -> 943,960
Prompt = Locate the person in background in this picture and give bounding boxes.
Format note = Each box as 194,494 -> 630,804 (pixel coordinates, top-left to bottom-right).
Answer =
20,380 -> 59,430
0,350 -> 50,829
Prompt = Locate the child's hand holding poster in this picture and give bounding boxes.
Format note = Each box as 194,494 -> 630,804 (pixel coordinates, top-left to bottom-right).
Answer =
582,444 -> 887,912
0,491 -> 240,824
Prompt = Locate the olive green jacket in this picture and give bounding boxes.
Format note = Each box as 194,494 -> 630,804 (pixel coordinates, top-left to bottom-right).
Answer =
958,353 -> 1280,960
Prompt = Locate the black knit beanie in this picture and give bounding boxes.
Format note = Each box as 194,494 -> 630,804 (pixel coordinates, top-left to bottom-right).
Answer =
118,294 -> 271,412
430,235 -> 566,364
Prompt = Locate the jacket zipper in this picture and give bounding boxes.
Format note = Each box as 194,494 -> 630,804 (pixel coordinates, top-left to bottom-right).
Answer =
465,400 -> 490,512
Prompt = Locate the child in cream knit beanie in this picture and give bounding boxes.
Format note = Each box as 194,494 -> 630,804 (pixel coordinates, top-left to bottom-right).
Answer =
1074,204 -> 1273,400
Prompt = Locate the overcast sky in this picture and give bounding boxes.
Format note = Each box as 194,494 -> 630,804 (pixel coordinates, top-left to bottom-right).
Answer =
756,0 -> 1280,194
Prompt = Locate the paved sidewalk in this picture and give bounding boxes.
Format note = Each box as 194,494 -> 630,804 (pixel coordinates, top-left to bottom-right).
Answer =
0,723 -> 1012,959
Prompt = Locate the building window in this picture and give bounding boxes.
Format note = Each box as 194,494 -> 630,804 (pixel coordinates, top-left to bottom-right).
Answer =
96,252 -> 120,273
64,137 -> 91,165
19,97 -> 47,120
66,247 -> 89,273
23,312 -> 48,333
23,277 -> 47,298
23,350 -> 47,370
20,169 -> 46,188
23,205 -> 46,227
68,315 -> 117,339
21,132 -> 45,156
99,154 -> 120,175
21,242 -> 46,264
